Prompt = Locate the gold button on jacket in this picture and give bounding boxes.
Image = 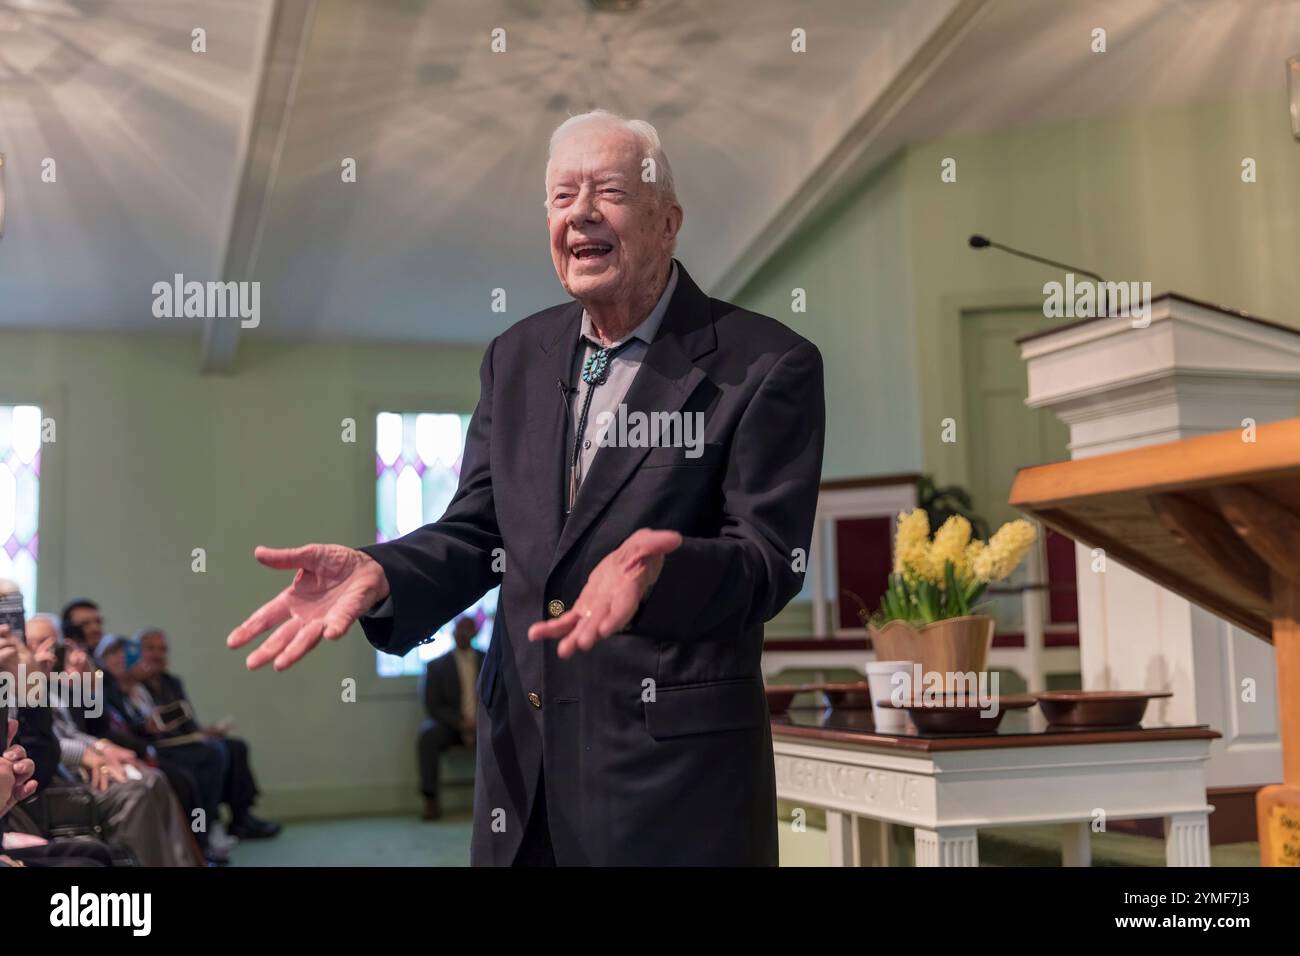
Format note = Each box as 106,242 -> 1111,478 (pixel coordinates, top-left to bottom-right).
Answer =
527,692 -> 542,709
547,599 -> 566,618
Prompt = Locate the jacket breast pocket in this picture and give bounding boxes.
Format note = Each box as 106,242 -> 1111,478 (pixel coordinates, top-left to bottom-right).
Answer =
643,677 -> 767,739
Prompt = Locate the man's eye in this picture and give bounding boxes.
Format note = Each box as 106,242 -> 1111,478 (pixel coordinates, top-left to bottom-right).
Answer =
601,188 -> 623,196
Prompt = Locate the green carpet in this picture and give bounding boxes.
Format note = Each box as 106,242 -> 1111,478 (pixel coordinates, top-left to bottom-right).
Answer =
231,812 -> 474,867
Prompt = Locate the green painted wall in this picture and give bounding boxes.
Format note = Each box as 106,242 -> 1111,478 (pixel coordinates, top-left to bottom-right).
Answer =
741,90 -> 1299,489
903,90 -> 1300,487
737,155 -> 924,479
0,330 -> 484,818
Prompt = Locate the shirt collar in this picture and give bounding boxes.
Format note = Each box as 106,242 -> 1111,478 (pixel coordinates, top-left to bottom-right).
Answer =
579,260 -> 679,348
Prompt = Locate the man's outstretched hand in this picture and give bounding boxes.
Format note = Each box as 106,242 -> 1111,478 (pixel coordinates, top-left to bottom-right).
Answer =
528,529 -> 681,659
226,544 -> 390,671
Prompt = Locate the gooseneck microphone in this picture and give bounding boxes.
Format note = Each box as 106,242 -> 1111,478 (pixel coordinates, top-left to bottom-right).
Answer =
969,234 -> 1109,318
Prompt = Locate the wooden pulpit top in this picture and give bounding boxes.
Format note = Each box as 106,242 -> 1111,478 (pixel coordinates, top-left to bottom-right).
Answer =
1008,417 -> 1300,642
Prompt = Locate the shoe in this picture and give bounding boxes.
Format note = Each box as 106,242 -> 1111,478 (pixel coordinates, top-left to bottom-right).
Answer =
421,797 -> 442,822
228,813 -> 282,840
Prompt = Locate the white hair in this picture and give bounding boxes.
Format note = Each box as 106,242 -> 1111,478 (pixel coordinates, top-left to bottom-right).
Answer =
27,612 -> 63,642
545,109 -> 678,208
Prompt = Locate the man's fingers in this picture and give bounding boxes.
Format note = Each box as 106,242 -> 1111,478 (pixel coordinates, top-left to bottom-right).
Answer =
274,619 -> 327,672
227,593 -> 291,649
321,609 -> 355,641
528,610 -> 579,642
254,544 -> 318,571
628,529 -> 683,560
5,718 -> 15,751
245,617 -> 304,671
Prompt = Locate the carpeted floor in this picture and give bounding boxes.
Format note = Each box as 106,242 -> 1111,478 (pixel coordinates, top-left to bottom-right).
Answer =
230,813 -> 1258,867
231,812 -> 474,867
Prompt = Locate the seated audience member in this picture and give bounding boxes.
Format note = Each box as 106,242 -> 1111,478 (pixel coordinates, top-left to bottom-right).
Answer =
0,621 -> 153,868
1,621 -> 198,868
61,598 -> 105,655
31,616 -> 219,855
135,627 -> 280,840
417,616 -> 483,821
94,634 -> 231,863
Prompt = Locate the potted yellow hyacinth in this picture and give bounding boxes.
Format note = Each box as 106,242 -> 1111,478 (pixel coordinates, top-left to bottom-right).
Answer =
857,509 -> 1038,675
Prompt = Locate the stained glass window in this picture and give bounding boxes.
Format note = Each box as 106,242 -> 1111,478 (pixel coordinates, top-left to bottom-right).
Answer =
0,405 -> 41,610
375,412 -> 496,677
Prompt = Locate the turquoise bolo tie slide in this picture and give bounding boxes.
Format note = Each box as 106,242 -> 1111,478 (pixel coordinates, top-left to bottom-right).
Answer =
582,347 -> 615,386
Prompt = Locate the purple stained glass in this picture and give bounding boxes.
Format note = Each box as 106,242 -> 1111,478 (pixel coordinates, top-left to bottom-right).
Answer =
3,535 -> 19,559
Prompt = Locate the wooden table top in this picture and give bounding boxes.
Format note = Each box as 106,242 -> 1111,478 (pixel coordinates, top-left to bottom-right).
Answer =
1008,417 -> 1300,641
771,706 -> 1220,753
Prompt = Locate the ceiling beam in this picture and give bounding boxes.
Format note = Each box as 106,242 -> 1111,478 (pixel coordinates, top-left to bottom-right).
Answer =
201,0 -> 317,373
713,0 -> 990,301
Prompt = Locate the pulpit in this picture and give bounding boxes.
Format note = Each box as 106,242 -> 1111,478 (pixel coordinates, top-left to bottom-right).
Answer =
1009,417 -> 1300,865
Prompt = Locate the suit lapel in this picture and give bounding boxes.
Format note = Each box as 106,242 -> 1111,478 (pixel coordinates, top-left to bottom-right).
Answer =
549,262 -> 716,573
524,302 -> 583,557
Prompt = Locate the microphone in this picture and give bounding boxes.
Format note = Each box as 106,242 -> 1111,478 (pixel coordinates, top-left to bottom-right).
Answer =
556,378 -> 576,411
968,234 -> 1109,318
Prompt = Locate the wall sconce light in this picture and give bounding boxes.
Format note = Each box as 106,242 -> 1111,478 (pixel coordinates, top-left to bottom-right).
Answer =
1290,56 -> 1300,141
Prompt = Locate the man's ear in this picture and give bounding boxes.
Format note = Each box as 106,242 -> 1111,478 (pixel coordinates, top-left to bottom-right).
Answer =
663,202 -> 683,242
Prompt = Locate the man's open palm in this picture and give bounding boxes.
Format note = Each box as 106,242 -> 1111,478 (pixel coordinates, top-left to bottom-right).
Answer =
226,544 -> 389,671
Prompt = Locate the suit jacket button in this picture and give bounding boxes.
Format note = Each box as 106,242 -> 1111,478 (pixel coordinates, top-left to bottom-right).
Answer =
528,692 -> 542,709
547,599 -> 566,618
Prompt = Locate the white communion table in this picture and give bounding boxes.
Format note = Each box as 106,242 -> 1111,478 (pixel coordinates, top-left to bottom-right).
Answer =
772,707 -> 1218,867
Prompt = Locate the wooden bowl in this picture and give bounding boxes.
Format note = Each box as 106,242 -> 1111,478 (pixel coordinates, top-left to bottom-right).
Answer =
765,683 -> 822,715
890,694 -> 1036,734
1035,690 -> 1172,728
820,681 -> 872,709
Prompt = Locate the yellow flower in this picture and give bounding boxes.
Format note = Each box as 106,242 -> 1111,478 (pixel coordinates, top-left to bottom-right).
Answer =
972,519 -> 1037,583
892,508 -> 931,584
930,515 -> 973,582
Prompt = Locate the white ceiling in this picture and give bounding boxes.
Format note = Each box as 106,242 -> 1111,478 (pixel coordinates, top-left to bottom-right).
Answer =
1,0 -> 1298,352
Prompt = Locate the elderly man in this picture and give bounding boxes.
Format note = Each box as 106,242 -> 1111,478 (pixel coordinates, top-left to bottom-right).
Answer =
228,109 -> 825,865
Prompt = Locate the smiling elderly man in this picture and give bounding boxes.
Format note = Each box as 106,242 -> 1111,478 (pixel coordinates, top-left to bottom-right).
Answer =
227,109 -> 825,866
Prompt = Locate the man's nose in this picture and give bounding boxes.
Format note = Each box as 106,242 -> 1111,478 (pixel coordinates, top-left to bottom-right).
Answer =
567,189 -> 602,225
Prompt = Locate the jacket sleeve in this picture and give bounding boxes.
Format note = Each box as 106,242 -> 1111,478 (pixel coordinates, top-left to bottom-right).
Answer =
632,339 -> 825,640
359,338 -> 505,657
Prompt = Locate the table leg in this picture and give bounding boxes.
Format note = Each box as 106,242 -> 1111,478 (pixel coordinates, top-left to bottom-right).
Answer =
914,826 -> 978,866
826,810 -> 857,867
1164,812 -> 1211,867
1060,821 -> 1092,866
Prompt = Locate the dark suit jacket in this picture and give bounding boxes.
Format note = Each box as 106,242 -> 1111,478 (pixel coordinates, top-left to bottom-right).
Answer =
421,648 -> 484,730
360,260 -> 825,865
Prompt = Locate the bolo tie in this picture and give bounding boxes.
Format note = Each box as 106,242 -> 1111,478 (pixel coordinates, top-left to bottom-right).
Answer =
567,337 -> 635,513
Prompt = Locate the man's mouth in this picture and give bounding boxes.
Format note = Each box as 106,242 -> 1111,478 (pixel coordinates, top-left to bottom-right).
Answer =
570,241 -> 614,262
